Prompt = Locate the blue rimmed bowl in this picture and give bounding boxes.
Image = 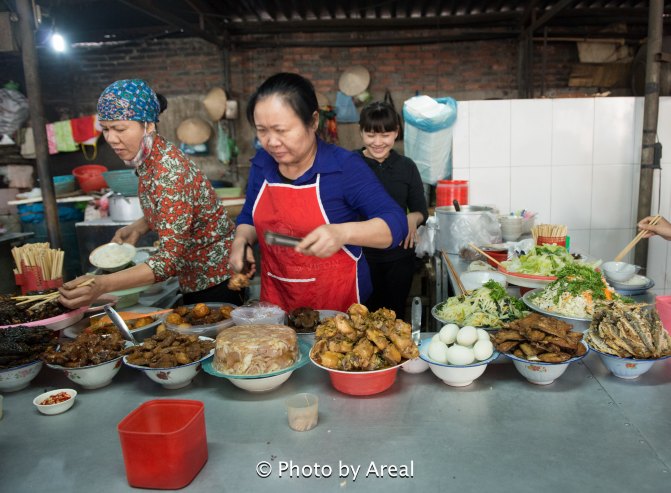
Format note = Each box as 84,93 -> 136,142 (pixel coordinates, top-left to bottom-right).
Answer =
589,346 -> 671,379
503,342 -> 589,385
203,339 -> 310,392
419,338 -> 499,387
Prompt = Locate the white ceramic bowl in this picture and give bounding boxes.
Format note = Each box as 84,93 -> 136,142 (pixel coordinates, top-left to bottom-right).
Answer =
601,261 -> 639,283
504,343 -> 589,385
460,271 -> 508,292
0,360 -> 43,392
202,339 -> 311,393
401,340 -> 429,374
33,389 -> 77,415
419,341 -> 498,387
590,347 -> 670,379
47,355 -> 124,390
123,347 -> 214,390
226,371 -> 295,392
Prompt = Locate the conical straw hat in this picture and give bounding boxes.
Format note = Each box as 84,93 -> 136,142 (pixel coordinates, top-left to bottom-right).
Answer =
202,87 -> 228,121
338,66 -> 370,96
176,117 -> 212,145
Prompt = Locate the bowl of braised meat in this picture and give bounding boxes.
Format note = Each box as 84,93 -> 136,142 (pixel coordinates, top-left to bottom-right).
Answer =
123,331 -> 215,389
494,313 -> 588,385
42,329 -> 128,389
0,326 -> 56,392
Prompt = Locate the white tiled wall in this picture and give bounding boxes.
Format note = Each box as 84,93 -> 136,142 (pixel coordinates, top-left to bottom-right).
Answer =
453,97 -> 671,294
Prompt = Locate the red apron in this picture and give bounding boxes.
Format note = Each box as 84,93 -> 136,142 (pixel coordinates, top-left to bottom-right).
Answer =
253,178 -> 360,312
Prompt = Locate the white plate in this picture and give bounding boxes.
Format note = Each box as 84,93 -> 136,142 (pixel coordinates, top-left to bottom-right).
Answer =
89,243 -> 136,271
609,275 -> 654,295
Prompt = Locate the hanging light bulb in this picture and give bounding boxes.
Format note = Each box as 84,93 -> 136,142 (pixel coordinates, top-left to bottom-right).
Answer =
51,32 -> 66,52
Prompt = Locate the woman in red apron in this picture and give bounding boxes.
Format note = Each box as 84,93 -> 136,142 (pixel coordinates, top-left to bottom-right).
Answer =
231,73 -> 408,313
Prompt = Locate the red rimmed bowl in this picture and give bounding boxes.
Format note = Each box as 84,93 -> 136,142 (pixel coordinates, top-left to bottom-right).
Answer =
310,357 -> 400,396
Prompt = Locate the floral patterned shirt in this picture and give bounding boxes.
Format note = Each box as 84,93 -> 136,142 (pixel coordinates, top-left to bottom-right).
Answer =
137,135 -> 234,293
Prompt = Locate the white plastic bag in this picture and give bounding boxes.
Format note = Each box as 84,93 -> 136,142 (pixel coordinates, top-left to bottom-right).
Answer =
403,96 -> 457,185
0,89 -> 29,135
415,215 -> 437,258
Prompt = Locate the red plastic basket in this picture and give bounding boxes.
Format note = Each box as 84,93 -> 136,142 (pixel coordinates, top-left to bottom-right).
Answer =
118,399 -> 208,489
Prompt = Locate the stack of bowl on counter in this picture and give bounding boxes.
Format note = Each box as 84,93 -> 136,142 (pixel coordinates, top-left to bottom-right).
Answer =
2,221 -> 671,425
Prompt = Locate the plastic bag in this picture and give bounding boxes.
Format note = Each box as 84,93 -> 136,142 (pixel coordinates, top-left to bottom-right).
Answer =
0,89 -> 30,135
415,215 -> 437,258
335,91 -> 359,123
216,122 -> 231,164
403,96 -> 458,185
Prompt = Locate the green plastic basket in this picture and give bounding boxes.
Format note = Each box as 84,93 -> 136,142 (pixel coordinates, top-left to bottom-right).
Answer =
103,170 -> 139,196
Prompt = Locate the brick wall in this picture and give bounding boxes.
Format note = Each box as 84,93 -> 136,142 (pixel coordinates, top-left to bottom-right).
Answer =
1,31 -> 600,182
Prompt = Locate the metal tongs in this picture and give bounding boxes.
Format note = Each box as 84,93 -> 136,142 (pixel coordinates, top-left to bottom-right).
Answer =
264,231 -> 303,248
104,304 -> 138,345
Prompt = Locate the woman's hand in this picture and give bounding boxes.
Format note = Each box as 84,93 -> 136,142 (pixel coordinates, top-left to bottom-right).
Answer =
402,212 -> 424,249
297,224 -> 347,258
638,216 -> 671,240
110,217 -> 148,245
58,275 -> 105,309
230,225 -> 257,276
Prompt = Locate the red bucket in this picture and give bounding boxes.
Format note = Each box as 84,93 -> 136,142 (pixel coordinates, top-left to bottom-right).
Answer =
118,399 -> 208,489
656,296 -> 671,335
436,180 -> 468,207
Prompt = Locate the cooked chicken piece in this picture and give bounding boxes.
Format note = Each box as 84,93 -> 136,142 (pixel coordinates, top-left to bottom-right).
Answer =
328,338 -> 354,354
334,316 -> 357,340
352,338 -> 376,368
496,340 -> 520,353
382,344 -> 402,365
319,351 -> 344,369
228,273 -> 250,291
519,343 -> 538,358
366,328 -> 388,350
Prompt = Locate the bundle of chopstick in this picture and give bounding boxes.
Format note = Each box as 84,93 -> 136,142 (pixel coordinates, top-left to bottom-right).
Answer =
12,278 -> 96,311
11,243 -> 65,281
531,224 -> 568,242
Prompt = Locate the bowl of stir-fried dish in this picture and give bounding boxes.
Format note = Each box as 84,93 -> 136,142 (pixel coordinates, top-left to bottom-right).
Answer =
309,303 -> 419,396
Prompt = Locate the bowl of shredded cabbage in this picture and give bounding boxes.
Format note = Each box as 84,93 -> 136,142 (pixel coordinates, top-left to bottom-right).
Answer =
432,280 -> 528,329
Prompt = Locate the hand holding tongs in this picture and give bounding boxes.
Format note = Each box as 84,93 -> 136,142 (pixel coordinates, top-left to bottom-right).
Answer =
241,242 -> 255,279
264,231 -> 303,248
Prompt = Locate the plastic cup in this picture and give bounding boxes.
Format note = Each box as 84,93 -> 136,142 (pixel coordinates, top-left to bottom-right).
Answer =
286,393 -> 318,432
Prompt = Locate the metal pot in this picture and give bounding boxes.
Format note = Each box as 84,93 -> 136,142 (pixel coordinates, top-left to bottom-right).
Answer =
108,194 -> 143,222
435,205 -> 500,254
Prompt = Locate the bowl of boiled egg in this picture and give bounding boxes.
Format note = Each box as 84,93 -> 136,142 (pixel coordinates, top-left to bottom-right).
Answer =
419,324 -> 498,387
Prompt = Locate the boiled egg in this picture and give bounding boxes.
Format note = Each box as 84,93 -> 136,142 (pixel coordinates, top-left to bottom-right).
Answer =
428,340 -> 449,364
476,328 -> 490,342
456,326 -> 478,347
473,339 -> 494,361
446,344 -> 475,365
439,324 -> 459,345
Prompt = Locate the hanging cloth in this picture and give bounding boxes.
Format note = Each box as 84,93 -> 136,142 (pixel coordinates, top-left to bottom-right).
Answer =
45,123 -> 58,155
70,115 -> 102,160
52,120 -> 78,152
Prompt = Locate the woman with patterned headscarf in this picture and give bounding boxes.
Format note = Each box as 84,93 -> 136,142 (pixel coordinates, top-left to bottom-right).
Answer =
58,79 -> 245,308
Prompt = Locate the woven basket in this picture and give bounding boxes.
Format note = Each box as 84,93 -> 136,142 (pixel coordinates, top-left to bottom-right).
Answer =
103,170 -> 139,196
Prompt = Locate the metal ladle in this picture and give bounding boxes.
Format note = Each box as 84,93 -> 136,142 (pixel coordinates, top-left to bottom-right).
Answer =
103,304 -> 138,345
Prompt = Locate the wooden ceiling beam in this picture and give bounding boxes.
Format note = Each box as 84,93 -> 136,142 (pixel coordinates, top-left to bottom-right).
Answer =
117,0 -> 222,46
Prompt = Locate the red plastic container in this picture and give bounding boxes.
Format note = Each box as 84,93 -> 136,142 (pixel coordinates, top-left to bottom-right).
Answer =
436,180 -> 468,207
118,399 -> 208,489
656,296 -> 671,335
481,249 -> 508,268
326,366 -> 399,396
73,164 -> 108,192
537,236 -> 567,248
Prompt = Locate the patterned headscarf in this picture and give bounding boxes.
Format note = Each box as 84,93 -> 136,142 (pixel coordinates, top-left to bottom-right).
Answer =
97,79 -> 160,123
